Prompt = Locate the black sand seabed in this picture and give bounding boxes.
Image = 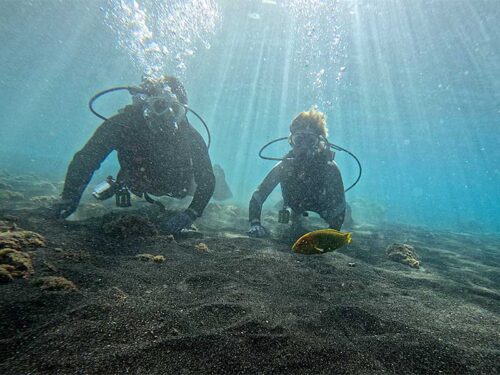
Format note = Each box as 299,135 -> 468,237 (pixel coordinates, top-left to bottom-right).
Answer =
1,197 -> 499,374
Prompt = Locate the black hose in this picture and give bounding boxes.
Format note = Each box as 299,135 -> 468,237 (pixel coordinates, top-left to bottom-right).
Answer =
258,136 -> 362,192
185,106 -> 211,149
88,86 -> 132,121
258,137 -> 290,161
88,86 -> 211,150
328,142 -> 362,192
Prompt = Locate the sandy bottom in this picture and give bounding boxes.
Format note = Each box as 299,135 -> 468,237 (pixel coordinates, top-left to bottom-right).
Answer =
0,188 -> 499,374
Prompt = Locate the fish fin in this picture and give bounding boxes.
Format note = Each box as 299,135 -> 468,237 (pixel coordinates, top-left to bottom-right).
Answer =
314,246 -> 324,253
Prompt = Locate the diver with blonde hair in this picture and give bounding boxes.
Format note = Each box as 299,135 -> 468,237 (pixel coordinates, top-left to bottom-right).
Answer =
248,108 -> 346,237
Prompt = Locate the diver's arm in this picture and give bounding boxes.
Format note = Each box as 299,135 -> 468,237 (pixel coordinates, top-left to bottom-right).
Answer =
61,119 -> 120,206
186,126 -> 215,218
248,163 -> 282,224
323,161 -> 346,230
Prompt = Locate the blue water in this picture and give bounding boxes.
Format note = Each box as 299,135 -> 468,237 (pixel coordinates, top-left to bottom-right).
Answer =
1,0 -> 499,233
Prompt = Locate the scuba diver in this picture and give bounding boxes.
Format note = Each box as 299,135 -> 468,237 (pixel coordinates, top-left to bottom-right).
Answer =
53,75 -> 215,234
248,108 -> 347,237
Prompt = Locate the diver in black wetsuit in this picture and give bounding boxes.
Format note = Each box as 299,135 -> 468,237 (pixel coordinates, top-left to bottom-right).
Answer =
248,108 -> 346,237
53,76 -> 215,234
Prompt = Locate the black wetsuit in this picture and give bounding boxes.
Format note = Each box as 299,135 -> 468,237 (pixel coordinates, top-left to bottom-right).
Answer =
61,105 -> 215,216
249,150 -> 346,230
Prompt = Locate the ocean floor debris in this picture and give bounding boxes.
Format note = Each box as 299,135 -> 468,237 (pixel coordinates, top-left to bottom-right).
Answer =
102,213 -> 158,238
0,248 -> 34,278
386,243 -> 420,269
0,222 -> 45,281
135,253 -> 165,263
135,253 -> 155,262
153,255 -> 166,263
32,276 -> 77,292
195,242 -> 209,252
0,223 -> 46,250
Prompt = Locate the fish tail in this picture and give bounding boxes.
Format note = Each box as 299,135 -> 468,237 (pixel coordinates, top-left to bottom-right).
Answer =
346,232 -> 352,244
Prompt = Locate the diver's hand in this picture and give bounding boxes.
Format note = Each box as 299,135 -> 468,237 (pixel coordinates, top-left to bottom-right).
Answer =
51,199 -> 78,219
161,210 -> 196,234
248,221 -> 268,238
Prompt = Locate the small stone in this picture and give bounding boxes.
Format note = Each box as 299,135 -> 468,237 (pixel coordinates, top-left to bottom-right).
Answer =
195,242 -> 209,252
348,262 -> 356,267
153,255 -> 165,263
136,253 -> 155,262
386,243 -> 420,269
170,328 -> 180,336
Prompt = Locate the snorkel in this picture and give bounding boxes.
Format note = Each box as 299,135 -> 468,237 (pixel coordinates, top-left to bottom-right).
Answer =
88,83 -> 211,148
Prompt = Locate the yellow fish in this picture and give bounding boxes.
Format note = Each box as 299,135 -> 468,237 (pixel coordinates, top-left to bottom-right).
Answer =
292,229 -> 352,255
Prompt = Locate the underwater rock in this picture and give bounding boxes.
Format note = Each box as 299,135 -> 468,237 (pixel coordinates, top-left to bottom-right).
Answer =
212,164 -> 233,201
136,253 -> 155,261
135,253 -> 165,263
195,242 -> 209,252
102,213 -> 158,238
343,203 -> 355,228
165,234 -> 177,243
0,265 -> 13,283
0,248 -> 34,277
0,229 -> 46,250
153,255 -> 166,263
0,189 -> 25,201
32,276 -> 77,292
386,243 -> 420,269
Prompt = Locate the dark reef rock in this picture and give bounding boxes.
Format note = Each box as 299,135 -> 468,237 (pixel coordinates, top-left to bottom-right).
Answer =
0,249 -> 34,279
386,243 -> 420,268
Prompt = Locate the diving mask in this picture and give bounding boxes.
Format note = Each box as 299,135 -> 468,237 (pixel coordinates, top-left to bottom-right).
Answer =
291,132 -> 321,148
290,131 -> 327,160
143,93 -> 186,124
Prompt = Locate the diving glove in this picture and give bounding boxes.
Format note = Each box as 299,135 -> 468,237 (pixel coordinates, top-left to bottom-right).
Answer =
248,221 -> 268,238
161,209 -> 197,234
52,198 -> 78,219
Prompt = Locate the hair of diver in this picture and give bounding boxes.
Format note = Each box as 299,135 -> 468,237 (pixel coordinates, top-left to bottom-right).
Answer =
88,86 -> 211,149
258,137 -> 362,192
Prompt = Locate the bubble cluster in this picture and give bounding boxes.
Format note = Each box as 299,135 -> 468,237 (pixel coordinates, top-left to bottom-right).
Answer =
282,0 -> 350,108
103,0 -> 219,78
